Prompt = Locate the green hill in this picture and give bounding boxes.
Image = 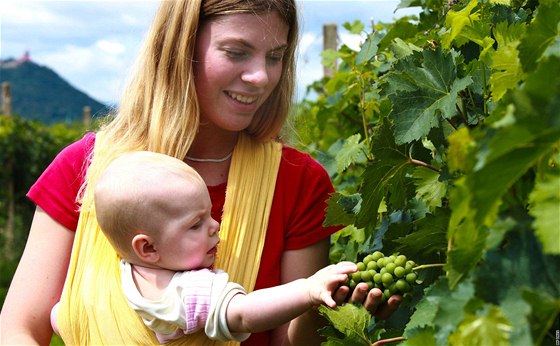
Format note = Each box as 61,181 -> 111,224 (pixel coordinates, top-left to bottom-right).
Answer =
0,59 -> 109,124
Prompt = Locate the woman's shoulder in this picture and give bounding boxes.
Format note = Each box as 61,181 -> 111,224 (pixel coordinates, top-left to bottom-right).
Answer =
60,132 -> 96,159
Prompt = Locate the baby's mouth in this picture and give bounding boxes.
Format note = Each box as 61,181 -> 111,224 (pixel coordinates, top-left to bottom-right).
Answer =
208,243 -> 219,255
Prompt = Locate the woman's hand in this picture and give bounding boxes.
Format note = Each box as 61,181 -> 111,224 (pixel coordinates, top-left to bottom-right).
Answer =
333,282 -> 402,319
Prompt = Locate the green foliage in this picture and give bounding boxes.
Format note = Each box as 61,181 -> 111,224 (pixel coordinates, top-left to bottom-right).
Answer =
0,114 -> 87,308
294,0 -> 560,344
318,304 -> 372,345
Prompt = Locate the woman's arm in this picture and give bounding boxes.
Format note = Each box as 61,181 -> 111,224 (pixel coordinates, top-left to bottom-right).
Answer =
270,238 -> 332,346
0,207 -> 74,345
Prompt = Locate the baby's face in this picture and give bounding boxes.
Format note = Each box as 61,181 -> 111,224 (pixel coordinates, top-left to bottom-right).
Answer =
152,182 -> 220,271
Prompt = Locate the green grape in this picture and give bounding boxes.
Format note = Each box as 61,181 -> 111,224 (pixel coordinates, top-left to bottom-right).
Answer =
405,260 -> 416,271
394,255 -> 407,267
395,279 -> 410,292
394,266 -> 406,278
361,270 -> 372,282
371,251 -> 384,261
366,260 -> 378,271
357,262 -> 366,271
406,272 -> 417,284
381,273 -> 393,285
339,250 -> 421,299
383,289 -> 392,301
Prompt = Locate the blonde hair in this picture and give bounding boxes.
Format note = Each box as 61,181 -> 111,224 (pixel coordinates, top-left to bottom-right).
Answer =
94,151 -> 205,259
80,0 -> 298,204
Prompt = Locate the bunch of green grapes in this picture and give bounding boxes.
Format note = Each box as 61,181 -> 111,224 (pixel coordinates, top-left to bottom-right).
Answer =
343,251 -> 418,301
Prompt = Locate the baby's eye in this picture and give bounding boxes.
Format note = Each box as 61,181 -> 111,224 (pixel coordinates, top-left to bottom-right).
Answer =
190,222 -> 202,230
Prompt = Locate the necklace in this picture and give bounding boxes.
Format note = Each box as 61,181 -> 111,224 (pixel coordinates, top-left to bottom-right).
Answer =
185,151 -> 233,163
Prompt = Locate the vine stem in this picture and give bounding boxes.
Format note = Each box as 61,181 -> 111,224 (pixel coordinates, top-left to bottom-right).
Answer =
358,71 -> 372,160
409,158 -> 441,173
413,263 -> 446,271
372,336 -> 406,346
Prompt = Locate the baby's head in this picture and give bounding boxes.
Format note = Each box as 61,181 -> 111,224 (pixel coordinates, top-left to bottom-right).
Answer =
94,151 -> 220,270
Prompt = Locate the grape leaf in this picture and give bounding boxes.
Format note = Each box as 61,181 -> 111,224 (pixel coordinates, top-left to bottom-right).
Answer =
330,225 -> 366,263
448,305 -> 511,346
383,48 -> 473,144
343,20 -> 365,35
522,288 -> 560,345
473,228 -> 560,343
470,114 -> 560,231
500,289 -> 533,346
335,134 -> 367,175
393,208 -> 449,262
318,304 -> 371,345
322,49 -> 341,70
489,22 -> 526,101
528,173 -> 560,254
518,0 -> 560,72
412,167 -> 447,211
356,119 -> 411,229
474,228 -> 560,304
446,177 -> 488,288
356,31 -> 382,65
325,192 -> 362,227
446,127 -> 475,173
441,0 -> 480,49
405,277 -> 475,344
403,327 -> 437,346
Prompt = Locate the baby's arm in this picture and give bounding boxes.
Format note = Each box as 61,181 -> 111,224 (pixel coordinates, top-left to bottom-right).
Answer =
225,261 -> 357,333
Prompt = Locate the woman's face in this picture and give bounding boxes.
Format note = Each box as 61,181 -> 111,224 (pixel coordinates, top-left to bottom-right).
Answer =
194,11 -> 289,133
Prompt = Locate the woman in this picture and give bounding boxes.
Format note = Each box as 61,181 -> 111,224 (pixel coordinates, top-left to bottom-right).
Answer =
0,1 -> 400,345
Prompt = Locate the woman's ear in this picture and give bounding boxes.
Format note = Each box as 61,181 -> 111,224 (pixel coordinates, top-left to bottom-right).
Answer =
131,233 -> 160,264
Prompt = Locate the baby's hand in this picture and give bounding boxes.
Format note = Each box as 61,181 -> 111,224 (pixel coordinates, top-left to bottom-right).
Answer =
306,262 -> 357,308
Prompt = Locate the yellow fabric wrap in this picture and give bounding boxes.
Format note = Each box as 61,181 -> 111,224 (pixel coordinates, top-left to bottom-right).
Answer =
56,133 -> 282,345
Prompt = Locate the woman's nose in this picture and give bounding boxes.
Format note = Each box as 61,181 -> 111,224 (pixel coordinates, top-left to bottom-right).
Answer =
241,59 -> 269,87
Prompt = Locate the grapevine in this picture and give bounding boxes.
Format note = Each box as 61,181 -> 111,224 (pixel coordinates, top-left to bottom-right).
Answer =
299,0 -> 560,344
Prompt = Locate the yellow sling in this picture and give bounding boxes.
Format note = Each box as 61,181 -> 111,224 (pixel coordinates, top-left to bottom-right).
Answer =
56,133 -> 282,345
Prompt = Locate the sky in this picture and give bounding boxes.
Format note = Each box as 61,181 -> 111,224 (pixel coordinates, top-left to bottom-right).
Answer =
1,0 -> 419,105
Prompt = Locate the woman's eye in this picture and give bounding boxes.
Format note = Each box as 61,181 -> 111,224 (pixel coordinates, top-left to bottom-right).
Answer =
267,53 -> 283,64
225,49 -> 246,60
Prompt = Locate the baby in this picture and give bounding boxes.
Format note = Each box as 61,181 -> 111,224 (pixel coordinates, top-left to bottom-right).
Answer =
88,151 -> 355,343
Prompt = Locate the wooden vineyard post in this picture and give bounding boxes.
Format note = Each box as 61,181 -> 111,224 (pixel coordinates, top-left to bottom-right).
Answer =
323,23 -> 338,77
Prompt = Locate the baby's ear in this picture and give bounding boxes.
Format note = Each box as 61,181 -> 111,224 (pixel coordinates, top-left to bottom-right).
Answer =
131,233 -> 159,263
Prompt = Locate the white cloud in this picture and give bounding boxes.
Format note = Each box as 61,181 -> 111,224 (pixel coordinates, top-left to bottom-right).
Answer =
96,40 -> 126,55
1,0 -> 418,104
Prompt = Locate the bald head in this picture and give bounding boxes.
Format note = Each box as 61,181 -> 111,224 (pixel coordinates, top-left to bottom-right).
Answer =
94,151 -> 205,259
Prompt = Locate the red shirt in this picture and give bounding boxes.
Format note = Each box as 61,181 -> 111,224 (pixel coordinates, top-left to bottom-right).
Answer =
27,132 -> 340,345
